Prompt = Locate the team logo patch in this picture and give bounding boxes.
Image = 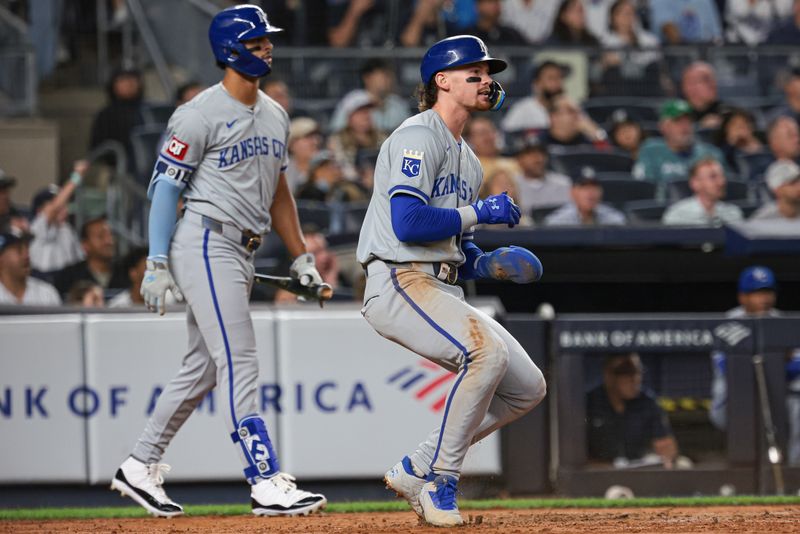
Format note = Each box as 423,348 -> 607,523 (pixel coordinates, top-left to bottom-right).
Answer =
166,135 -> 189,160
401,149 -> 424,178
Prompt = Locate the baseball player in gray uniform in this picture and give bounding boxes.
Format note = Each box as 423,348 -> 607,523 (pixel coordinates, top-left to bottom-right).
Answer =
357,35 -> 547,527
110,5 -> 326,518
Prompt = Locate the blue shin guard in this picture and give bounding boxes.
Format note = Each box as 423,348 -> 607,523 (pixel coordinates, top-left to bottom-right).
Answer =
231,415 -> 279,483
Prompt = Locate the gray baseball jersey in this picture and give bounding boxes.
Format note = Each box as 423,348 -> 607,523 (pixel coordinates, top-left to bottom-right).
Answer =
151,82 -> 289,234
132,82 -> 290,485
356,110 -> 483,265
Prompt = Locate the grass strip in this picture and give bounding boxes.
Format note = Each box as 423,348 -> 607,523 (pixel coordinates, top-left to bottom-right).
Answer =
2,495 -> 799,521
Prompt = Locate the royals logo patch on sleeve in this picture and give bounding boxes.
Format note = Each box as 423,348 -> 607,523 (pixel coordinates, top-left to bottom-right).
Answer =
166,135 -> 189,160
401,149 -> 424,178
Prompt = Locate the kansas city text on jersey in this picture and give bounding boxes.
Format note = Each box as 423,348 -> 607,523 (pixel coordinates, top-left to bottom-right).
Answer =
218,135 -> 286,169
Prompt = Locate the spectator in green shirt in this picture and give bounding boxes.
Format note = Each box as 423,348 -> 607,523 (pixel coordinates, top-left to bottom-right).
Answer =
633,99 -> 727,199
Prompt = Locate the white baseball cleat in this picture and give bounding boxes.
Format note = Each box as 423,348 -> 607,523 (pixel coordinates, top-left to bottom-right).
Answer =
251,472 -> 327,516
110,456 -> 184,518
384,456 -> 427,517
419,474 -> 464,527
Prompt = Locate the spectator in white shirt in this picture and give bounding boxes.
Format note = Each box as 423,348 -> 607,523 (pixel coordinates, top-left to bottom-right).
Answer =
0,227 -> 61,306
502,59 -> 568,134
511,135 -> 571,214
500,0 -> 562,43
662,158 -> 744,226
29,160 -> 87,274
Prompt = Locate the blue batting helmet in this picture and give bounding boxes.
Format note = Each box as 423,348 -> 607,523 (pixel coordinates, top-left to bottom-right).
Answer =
208,4 -> 282,78
420,35 -> 507,85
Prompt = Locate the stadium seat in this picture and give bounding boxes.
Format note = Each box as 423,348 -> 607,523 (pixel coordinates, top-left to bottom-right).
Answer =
736,152 -> 775,182
583,98 -> 660,124
329,202 -> 369,234
596,171 -> 635,182
731,200 -> 763,218
530,205 -> 562,225
129,124 -> 167,184
296,200 -> 332,232
550,150 -> 634,176
624,199 -> 668,223
600,179 -> 657,209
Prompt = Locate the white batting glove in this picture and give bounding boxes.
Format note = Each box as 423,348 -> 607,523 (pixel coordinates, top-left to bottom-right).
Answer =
141,259 -> 184,315
290,252 -> 323,287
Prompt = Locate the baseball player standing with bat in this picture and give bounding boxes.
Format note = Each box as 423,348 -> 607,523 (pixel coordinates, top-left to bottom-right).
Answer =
110,4 -> 326,517
357,36 -> 547,527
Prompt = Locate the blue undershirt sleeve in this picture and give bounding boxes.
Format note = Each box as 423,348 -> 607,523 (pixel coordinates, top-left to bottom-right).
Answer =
147,178 -> 182,261
390,194 -> 462,242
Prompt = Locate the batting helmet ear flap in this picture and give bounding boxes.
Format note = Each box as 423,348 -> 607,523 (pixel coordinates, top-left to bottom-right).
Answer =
209,4 -> 282,78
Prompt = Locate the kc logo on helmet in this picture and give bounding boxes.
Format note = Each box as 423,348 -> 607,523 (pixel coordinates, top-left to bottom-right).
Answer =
166,136 -> 189,160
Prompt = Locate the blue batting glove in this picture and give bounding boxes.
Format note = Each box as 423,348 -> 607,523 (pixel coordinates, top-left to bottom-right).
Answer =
472,192 -> 521,227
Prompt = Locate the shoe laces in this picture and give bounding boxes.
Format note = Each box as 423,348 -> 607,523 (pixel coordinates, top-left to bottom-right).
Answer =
145,463 -> 172,501
270,472 -> 298,494
434,476 -> 458,510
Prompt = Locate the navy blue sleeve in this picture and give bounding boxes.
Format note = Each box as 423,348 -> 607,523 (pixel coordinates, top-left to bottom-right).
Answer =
390,194 -> 462,243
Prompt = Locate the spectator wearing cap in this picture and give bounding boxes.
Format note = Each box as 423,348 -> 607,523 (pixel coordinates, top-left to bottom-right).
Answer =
542,94 -> 607,149
586,353 -> 680,468
465,116 -> 520,182
328,91 -> 387,181
29,160 -> 88,274
609,110 -> 645,159
710,266 -> 800,467
649,0 -> 723,44
511,136 -> 571,214
767,116 -> 800,164
598,0 -> 663,97
544,167 -> 626,226
725,0 -> 793,45
766,0 -> 800,44
545,0 -> 601,46
662,158 -> 743,226
681,62 -> 728,130
715,108 -> 764,175
329,59 -> 411,133
53,215 -> 127,297
750,160 -> 800,221
462,0 -> 528,46
501,59 -> 567,134
285,117 -> 323,193
634,99 -> 727,194
499,0 -> 561,44
89,69 -> 145,168
0,228 -> 61,306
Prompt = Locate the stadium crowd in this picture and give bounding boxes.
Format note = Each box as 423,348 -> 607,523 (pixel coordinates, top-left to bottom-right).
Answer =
1,0 -> 800,308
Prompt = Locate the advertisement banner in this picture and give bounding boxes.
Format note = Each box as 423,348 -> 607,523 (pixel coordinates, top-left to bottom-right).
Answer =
83,312 -> 279,483
274,308 -> 501,479
0,315 -> 86,482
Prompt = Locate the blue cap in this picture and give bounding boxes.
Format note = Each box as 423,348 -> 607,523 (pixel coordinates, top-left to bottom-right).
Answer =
738,266 -> 776,293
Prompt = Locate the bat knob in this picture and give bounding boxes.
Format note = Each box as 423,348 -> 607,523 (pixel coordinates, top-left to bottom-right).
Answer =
300,274 -> 313,286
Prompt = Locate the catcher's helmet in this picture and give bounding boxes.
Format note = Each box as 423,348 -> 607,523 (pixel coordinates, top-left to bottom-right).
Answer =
208,4 -> 282,78
420,35 -> 507,85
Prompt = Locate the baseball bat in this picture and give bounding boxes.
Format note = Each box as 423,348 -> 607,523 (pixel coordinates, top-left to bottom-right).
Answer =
752,354 -> 785,495
254,273 -> 334,307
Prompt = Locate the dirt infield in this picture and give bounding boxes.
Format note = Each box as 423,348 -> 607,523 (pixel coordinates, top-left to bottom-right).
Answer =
2,505 -> 798,534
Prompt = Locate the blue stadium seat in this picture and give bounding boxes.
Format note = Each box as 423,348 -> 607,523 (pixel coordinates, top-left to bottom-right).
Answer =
736,152 -> 775,182
583,98 -> 660,124
550,150 -> 634,176
624,199 -> 668,223
296,200 -> 332,232
666,178 -> 751,202
600,179 -> 657,209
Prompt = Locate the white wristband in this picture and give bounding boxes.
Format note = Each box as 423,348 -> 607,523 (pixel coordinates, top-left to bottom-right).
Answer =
457,205 -> 478,231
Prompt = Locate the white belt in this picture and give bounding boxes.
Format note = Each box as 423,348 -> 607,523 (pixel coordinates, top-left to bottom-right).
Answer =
364,259 -> 458,285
